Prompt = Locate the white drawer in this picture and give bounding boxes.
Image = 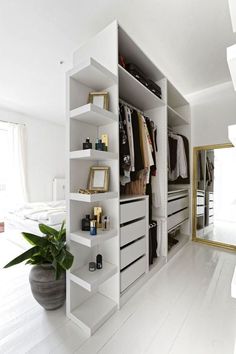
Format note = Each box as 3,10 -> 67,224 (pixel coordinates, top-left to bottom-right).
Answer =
197,196 -> 204,206
209,215 -> 214,224
120,219 -> 146,247
168,208 -> 189,230
209,209 -> 214,217
168,190 -> 188,201
209,201 -> 214,209
197,191 -> 205,198
197,206 -> 204,215
120,256 -> 146,293
120,237 -> 146,269
120,199 -> 146,224
168,196 -> 188,216
209,193 -> 214,201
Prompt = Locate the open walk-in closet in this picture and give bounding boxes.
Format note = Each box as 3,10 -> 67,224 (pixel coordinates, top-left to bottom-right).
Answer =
1,1 -> 236,353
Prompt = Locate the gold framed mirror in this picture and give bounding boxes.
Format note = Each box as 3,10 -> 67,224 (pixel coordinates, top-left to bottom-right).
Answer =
192,143 -> 236,251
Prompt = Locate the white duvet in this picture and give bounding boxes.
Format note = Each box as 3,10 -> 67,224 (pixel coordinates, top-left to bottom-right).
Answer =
9,201 -> 66,226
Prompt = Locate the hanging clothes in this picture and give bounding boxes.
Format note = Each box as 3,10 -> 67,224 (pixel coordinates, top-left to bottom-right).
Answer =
170,134 -> 190,184
168,133 -> 188,182
119,104 -> 131,186
124,106 -> 135,172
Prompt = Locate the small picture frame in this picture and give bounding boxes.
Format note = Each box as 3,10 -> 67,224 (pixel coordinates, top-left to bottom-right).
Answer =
88,92 -> 109,110
88,166 -> 110,192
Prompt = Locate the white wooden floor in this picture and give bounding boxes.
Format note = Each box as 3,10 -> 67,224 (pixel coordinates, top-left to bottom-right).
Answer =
1,235 -> 236,354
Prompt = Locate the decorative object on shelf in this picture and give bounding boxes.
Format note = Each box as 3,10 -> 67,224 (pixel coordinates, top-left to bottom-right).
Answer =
88,91 -> 109,110
102,216 -> 110,231
3,221 -> 74,310
81,214 -> 91,231
95,138 -> 105,151
96,254 -> 103,269
83,137 -> 92,150
89,262 -> 96,272
78,188 -> 100,195
101,134 -> 108,151
93,207 -> 103,228
90,220 -> 97,236
88,166 -> 110,192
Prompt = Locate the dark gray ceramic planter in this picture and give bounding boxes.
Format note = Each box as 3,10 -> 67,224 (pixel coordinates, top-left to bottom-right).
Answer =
29,264 -> 66,310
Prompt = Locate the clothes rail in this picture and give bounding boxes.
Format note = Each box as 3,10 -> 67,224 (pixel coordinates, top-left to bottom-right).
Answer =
119,98 -> 144,115
0,119 -> 25,126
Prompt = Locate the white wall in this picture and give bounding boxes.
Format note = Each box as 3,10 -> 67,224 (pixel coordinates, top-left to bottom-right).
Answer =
187,81 -> 236,147
0,108 -> 65,202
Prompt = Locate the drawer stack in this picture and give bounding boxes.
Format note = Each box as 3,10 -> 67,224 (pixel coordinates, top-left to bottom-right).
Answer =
120,197 -> 148,293
167,190 -> 189,231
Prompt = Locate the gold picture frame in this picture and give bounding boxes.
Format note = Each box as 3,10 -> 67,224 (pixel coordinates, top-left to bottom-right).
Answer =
88,166 -> 110,192
88,91 -> 109,110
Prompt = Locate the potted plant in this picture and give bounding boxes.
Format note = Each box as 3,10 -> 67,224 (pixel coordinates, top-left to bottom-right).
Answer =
4,221 -> 74,310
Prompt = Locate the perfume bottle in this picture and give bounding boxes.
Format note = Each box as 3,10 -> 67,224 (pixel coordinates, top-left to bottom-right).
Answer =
95,139 -> 104,151
81,214 -> 90,231
96,254 -> 103,269
101,134 -> 108,151
83,137 -> 92,150
102,216 -> 110,231
90,220 -> 97,236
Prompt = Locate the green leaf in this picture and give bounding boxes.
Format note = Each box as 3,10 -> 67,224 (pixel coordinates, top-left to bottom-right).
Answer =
3,246 -> 39,268
38,224 -> 58,237
22,233 -> 49,248
61,250 -> 74,270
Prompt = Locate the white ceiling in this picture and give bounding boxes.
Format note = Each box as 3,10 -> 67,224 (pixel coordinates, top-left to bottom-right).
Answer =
0,0 -> 236,123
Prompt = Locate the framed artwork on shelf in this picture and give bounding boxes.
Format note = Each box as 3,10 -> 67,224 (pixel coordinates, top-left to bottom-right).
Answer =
88,92 -> 109,110
88,166 -> 110,192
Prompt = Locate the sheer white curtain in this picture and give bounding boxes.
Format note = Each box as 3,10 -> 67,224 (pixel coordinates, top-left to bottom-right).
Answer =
7,123 -> 28,206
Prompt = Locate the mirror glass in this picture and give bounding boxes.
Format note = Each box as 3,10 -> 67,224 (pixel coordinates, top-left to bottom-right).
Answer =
194,145 -> 236,247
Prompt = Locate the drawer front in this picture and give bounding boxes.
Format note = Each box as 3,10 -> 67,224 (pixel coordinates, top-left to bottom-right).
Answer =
120,219 -> 146,247
209,193 -> 214,201
120,256 -> 146,293
209,215 -> 214,224
197,206 -> 204,215
209,209 -> 214,217
168,196 -> 188,216
168,208 -> 189,230
120,200 -> 146,224
197,191 -> 204,197
168,190 -> 188,202
120,237 -> 146,270
209,201 -> 214,209
197,196 -> 204,206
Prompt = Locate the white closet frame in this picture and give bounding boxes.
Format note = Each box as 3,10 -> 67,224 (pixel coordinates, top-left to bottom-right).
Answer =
66,20 -> 191,336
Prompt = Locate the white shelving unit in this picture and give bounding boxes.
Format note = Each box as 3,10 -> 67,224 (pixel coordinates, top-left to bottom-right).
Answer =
66,20 -> 191,336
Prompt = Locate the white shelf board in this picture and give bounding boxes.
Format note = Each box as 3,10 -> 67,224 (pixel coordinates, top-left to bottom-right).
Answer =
70,104 -> 117,126
70,293 -> 117,335
70,149 -> 118,161
167,80 -> 188,109
70,192 -> 118,203
70,262 -> 117,292
118,65 -> 165,111
69,57 -> 117,90
167,106 -> 189,126
120,194 -> 148,202
70,229 -> 117,247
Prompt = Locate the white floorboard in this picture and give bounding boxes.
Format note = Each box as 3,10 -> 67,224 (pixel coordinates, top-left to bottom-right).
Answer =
0,234 -> 236,354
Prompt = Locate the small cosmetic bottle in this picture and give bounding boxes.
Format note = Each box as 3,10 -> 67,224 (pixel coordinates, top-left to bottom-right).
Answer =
101,134 -> 108,151
81,214 -> 90,231
96,254 -> 103,269
95,139 -> 104,151
89,262 -> 96,272
102,216 -> 110,231
90,220 -> 97,236
83,137 -> 92,150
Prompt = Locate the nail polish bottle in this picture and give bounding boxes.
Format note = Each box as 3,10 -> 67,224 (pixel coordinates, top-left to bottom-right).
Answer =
90,220 -> 97,236
83,137 -> 92,150
81,214 -> 90,231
